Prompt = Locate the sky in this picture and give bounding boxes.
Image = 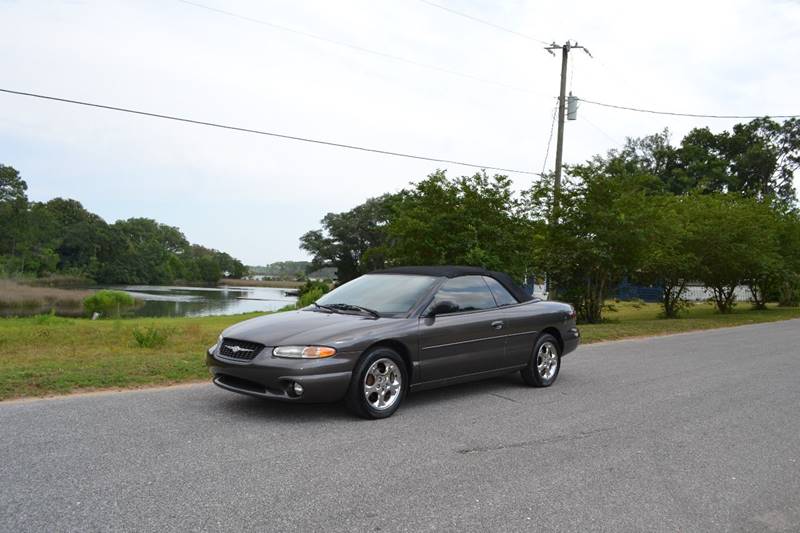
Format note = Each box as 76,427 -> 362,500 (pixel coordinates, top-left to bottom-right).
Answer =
1,0 -> 799,265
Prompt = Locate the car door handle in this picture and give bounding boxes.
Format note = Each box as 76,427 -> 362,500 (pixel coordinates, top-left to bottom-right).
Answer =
491,320 -> 504,330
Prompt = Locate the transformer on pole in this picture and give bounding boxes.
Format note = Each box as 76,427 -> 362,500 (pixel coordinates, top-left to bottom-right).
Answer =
567,92 -> 578,121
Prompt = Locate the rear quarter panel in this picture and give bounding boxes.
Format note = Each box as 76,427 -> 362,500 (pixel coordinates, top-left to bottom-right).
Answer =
503,300 -> 576,365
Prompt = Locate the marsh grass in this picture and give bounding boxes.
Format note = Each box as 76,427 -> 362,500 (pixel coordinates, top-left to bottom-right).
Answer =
218,278 -> 305,289
0,280 -> 91,316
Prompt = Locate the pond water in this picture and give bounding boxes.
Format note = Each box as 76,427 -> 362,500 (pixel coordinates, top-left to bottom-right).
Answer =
105,285 -> 298,318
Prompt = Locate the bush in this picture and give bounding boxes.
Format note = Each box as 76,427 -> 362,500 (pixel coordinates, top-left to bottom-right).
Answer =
298,279 -> 330,298
297,287 -> 326,308
132,325 -> 172,348
83,290 -> 136,318
32,309 -> 72,325
285,279 -> 331,310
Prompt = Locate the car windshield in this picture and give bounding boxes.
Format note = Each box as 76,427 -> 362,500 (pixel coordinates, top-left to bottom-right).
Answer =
315,274 -> 438,316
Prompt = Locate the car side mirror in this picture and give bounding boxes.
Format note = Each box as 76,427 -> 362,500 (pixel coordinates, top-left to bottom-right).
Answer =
428,300 -> 458,316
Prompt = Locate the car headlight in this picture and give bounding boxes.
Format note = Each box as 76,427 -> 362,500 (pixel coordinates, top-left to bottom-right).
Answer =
273,345 -> 337,358
209,334 -> 222,354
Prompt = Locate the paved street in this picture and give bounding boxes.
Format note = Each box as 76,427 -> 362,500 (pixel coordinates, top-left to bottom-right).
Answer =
2,320 -> 799,532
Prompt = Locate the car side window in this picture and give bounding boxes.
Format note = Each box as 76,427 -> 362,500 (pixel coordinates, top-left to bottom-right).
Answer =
482,276 -> 519,307
428,276 -> 498,315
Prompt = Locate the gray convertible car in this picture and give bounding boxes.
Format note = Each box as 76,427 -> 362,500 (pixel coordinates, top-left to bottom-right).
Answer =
206,266 -> 580,419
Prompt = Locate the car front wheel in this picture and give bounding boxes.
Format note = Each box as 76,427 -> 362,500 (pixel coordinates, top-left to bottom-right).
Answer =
345,347 -> 406,419
521,333 -> 561,387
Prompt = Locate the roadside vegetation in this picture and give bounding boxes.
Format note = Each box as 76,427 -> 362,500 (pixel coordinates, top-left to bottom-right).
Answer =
301,118 -> 800,323
2,117 -> 799,400
578,301 -> 800,343
0,301 -> 798,401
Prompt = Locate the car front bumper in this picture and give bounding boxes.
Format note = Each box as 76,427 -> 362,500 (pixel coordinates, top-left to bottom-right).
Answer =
206,347 -> 360,403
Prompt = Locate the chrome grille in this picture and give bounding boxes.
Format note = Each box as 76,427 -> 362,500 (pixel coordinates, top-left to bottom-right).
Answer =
218,338 -> 264,361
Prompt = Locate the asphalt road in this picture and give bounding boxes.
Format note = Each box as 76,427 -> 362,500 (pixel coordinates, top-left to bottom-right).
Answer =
2,320 -> 799,532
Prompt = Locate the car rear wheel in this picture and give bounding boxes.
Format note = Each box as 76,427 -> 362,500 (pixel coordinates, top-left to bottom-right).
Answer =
345,347 -> 406,419
521,333 -> 561,387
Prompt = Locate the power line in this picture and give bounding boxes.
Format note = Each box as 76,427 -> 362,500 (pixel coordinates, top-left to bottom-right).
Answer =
417,0 -> 551,45
579,97 -> 800,119
0,88 -> 541,176
176,0 -> 548,98
179,2 -> 799,122
581,112 -> 624,147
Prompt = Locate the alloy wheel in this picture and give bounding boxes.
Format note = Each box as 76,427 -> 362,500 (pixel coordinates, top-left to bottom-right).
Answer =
363,358 -> 402,411
536,341 -> 559,380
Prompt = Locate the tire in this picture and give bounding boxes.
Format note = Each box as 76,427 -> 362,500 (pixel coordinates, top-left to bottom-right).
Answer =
521,333 -> 561,387
345,346 -> 407,419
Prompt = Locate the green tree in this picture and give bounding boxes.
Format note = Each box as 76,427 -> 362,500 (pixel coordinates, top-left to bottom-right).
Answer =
775,211 -> 800,306
195,256 -> 222,284
0,164 -> 248,284
385,171 -> 536,280
42,198 -> 110,274
740,206 -> 783,310
637,195 -> 699,317
686,195 -> 778,313
0,164 -> 28,204
98,218 -> 190,284
0,165 -> 30,273
300,193 -> 398,283
529,154 -> 660,323
674,118 -> 799,205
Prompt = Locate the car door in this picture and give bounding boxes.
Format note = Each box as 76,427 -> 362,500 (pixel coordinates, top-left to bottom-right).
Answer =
418,276 -> 508,383
482,275 -> 542,366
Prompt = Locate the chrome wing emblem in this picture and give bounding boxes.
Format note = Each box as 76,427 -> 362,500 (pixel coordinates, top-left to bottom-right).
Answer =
228,345 -> 254,354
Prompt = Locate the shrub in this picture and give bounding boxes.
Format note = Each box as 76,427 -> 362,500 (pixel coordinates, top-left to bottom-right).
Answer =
83,290 -> 136,318
32,309 -> 72,325
283,279 -> 332,310
298,279 -> 330,298
297,287 -> 326,308
132,325 -> 172,348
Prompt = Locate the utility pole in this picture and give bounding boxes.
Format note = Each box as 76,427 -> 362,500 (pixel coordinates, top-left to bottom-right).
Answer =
544,41 -> 591,223
543,41 -> 591,300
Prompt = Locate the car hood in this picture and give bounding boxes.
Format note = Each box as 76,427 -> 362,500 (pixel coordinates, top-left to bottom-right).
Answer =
221,309 -> 402,349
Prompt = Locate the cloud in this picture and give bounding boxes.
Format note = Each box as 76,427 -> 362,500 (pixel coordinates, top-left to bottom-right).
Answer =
1,0 -> 798,264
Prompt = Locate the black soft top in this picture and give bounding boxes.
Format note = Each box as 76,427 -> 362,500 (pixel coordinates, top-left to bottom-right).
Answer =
372,265 -> 533,303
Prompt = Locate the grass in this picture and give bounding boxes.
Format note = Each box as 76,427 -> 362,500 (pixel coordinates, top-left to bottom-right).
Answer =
579,301 -> 800,343
0,280 -> 92,317
16,274 -> 93,288
0,301 -> 798,401
0,312 -> 257,400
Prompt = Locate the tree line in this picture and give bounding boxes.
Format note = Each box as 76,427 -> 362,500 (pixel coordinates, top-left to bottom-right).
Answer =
0,165 -> 246,284
301,117 -> 800,322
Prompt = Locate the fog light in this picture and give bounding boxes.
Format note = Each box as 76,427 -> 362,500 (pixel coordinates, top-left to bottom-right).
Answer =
292,381 -> 304,396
